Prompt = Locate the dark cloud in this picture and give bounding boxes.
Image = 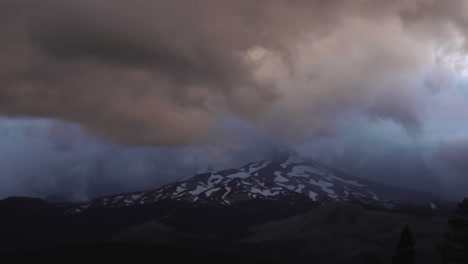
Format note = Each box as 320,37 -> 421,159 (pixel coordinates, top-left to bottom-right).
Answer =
1,0 -> 468,201
0,0 -> 467,146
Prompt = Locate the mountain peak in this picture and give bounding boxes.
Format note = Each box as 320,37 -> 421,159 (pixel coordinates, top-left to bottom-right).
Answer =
69,155 -> 446,213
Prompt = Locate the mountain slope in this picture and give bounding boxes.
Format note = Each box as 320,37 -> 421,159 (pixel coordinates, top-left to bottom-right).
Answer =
72,154 -> 446,213
242,202 -> 448,264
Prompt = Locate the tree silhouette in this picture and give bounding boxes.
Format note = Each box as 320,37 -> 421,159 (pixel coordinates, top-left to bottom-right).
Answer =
392,225 -> 415,264
441,197 -> 468,263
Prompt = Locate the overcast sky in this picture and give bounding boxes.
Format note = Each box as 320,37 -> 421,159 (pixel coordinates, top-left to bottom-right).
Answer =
0,0 -> 467,201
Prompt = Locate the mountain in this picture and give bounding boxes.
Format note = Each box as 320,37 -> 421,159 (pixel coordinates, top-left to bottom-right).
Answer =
0,154 -> 454,263
68,153 -> 446,213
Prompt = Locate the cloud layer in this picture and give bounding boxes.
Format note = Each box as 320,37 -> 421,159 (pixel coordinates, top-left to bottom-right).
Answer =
0,117 -> 282,201
0,0 -> 467,145
1,1 -> 468,201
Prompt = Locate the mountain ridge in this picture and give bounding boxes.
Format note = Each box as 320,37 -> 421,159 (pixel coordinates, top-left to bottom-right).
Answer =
60,154 -> 448,214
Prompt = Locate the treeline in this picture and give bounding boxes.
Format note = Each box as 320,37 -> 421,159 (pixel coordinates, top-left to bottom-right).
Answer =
391,197 -> 468,264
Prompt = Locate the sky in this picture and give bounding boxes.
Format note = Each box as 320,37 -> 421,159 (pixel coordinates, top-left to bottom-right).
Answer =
0,0 -> 467,201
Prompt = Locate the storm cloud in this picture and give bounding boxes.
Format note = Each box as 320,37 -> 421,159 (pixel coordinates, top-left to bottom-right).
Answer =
0,1 -> 468,201
0,0 -> 467,145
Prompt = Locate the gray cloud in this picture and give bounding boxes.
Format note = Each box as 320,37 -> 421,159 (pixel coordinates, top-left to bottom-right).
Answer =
0,0 -> 467,146
1,1 -> 468,201
0,117 -> 283,201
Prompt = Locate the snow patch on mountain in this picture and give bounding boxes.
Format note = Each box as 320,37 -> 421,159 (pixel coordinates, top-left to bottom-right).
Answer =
205,187 -> 220,197
309,191 -> 318,201
227,171 -> 250,179
291,165 -> 325,177
274,172 -> 289,183
246,161 -> 271,173
189,185 -> 208,195
209,175 -> 223,184
280,156 -> 304,168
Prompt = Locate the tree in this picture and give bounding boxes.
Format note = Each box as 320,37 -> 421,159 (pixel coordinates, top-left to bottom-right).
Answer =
392,225 -> 415,264
441,197 -> 468,263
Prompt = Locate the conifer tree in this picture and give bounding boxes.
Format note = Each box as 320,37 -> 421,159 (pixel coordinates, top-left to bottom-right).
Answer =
392,225 -> 415,264
441,197 -> 468,263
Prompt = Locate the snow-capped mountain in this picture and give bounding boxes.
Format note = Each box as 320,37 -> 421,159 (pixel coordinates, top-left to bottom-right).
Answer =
0,154 -> 454,260
69,154 -> 445,213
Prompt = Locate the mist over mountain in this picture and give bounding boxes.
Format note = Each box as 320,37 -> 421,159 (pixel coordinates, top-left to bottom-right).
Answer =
0,116 -> 464,201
